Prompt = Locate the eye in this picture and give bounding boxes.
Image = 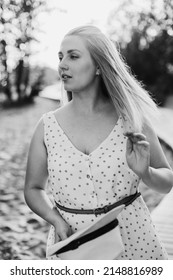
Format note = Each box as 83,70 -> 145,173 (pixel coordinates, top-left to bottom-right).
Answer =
70,54 -> 78,59
58,56 -> 63,61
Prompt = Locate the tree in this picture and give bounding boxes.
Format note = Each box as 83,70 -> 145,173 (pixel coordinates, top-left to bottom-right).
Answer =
0,39 -> 11,99
107,0 -> 173,105
0,0 -> 49,103
122,29 -> 173,105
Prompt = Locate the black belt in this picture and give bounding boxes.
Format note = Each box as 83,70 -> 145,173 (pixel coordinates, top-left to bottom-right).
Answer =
55,192 -> 141,216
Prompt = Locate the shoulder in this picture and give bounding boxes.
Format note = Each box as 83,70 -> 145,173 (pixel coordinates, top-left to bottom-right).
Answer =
31,117 -> 45,146
31,110 -> 55,144
42,110 -> 55,123
53,102 -> 73,126
53,102 -> 72,117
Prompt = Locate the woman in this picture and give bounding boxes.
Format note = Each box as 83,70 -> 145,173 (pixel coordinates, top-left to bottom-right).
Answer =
24,25 -> 173,260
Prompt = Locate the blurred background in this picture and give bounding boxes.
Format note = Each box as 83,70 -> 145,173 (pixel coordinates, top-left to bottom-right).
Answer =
0,0 -> 173,259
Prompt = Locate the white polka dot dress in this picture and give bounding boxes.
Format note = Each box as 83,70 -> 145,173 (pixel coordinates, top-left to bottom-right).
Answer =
42,111 -> 168,260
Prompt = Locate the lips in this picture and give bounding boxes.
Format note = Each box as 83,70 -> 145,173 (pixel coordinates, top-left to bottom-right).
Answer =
61,73 -> 72,80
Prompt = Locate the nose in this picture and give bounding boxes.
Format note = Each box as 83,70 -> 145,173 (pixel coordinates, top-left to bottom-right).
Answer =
59,58 -> 69,71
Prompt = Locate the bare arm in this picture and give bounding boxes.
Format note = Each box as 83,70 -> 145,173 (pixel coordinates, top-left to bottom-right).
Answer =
24,118 -> 72,241
125,119 -> 173,194
141,120 -> 173,193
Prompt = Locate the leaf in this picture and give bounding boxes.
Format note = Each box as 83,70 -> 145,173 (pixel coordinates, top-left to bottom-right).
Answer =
2,221 -> 26,233
0,194 -> 15,202
0,152 -> 11,160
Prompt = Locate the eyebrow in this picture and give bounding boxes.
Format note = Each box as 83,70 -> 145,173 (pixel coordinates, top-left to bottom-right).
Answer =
58,49 -> 81,55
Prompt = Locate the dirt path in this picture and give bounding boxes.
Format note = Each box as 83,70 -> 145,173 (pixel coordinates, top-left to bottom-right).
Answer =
0,97 -> 59,259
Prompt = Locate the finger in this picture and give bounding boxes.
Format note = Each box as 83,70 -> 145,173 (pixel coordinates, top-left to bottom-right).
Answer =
124,132 -> 133,138
132,142 -> 150,154
55,234 -> 61,243
132,132 -> 146,139
59,231 -> 68,241
126,137 -> 133,153
124,132 -> 146,142
134,140 -> 150,147
130,134 -> 146,142
67,227 -> 73,237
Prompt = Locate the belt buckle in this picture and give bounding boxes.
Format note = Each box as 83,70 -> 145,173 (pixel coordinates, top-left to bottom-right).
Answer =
93,205 -> 110,216
93,208 -> 101,217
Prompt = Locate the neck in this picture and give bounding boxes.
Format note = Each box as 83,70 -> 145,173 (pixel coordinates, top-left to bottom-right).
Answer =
70,88 -> 111,116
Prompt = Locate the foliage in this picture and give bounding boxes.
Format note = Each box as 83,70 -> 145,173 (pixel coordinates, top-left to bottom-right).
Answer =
121,29 -> 173,106
108,0 -> 173,106
0,0 -> 47,104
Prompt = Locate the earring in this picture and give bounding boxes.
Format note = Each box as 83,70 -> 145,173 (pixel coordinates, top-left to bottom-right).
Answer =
96,69 -> 100,75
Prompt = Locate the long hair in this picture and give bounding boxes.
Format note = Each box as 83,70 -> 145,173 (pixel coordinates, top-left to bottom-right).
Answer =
64,25 -> 159,132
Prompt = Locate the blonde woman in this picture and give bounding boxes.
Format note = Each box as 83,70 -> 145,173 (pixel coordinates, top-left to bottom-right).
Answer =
24,25 -> 173,260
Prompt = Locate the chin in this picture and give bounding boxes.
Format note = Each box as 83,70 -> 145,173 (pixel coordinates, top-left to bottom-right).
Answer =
63,84 -> 72,91
64,85 -> 78,92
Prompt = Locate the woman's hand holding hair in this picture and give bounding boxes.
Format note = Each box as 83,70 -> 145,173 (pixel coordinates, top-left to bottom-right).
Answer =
124,132 -> 150,179
124,131 -> 173,193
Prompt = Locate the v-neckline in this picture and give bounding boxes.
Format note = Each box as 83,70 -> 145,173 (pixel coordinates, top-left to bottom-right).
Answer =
52,112 -> 120,157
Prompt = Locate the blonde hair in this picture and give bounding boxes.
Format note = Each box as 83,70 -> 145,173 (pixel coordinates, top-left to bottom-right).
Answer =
64,25 -> 159,132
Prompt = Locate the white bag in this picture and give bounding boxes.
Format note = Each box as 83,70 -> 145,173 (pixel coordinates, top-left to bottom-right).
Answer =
47,204 -> 125,260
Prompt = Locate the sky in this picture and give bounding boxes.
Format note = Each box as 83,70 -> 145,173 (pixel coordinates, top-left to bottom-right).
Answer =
30,0 -> 119,69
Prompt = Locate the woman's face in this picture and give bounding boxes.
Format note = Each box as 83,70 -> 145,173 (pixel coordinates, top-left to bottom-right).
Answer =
58,35 -> 97,93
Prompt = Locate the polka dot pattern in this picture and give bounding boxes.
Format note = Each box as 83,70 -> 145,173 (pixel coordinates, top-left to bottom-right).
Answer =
43,111 -> 168,260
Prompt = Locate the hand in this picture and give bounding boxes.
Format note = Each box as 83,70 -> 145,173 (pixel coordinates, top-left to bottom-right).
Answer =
52,212 -> 73,243
124,132 -> 150,178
